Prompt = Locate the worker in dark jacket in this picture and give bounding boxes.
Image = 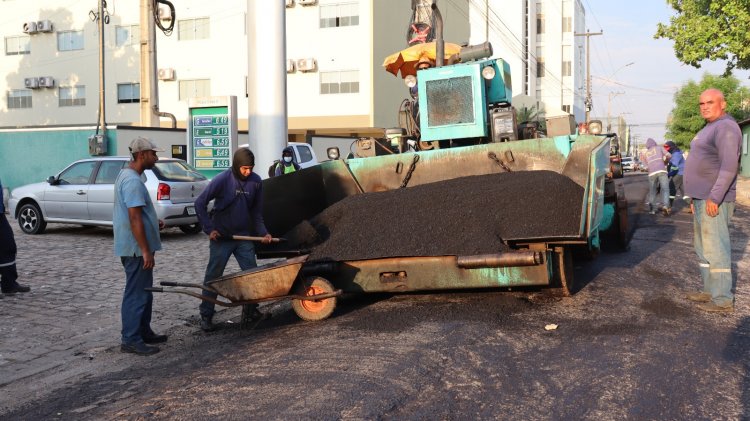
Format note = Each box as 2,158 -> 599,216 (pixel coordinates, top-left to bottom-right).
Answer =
273,146 -> 301,177
664,140 -> 686,207
194,148 -> 273,331
0,178 -> 31,297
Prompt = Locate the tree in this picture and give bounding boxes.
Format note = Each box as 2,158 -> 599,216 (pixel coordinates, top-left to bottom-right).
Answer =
516,105 -> 546,131
666,73 -> 750,150
655,0 -> 750,74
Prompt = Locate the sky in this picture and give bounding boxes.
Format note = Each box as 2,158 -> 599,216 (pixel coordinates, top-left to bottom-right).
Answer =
582,0 -> 750,148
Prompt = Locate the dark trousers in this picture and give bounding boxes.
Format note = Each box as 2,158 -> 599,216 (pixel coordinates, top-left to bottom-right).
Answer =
199,240 -> 258,318
0,214 -> 19,289
120,256 -> 155,345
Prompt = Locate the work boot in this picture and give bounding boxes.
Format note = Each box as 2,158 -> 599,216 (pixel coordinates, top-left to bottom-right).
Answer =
143,331 -> 168,344
697,301 -> 734,313
1,283 -> 31,294
686,292 -> 711,303
120,342 -> 160,356
662,207 -> 671,216
200,315 -> 215,332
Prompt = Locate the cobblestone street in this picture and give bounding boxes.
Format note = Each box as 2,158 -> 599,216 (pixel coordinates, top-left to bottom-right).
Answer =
0,221 -> 247,404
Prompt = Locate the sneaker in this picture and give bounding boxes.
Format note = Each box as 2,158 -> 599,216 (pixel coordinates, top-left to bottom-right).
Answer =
697,302 -> 734,313
649,210 -> 656,215
662,207 -> 671,216
143,332 -> 168,344
686,292 -> 711,303
1,283 -> 31,294
200,315 -> 216,332
120,342 -> 160,355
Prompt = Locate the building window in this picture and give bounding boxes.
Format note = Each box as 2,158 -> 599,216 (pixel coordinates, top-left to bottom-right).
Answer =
562,17 -> 572,32
536,59 -> 545,77
179,79 -> 210,100
5,35 -> 30,55
57,31 -> 84,51
562,105 -> 571,113
7,89 -> 31,109
59,86 -> 86,107
320,70 -> 359,94
536,14 -> 545,34
115,25 -> 139,46
117,83 -> 140,103
178,17 -> 210,40
320,2 -> 359,28
562,60 -> 571,76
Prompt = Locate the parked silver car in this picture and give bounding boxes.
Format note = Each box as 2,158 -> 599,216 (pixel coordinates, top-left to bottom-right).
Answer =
8,157 -> 209,235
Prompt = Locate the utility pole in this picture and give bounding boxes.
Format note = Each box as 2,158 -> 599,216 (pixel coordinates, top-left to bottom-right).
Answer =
575,30 -> 602,123
607,91 -> 624,133
97,0 -> 107,138
139,0 -> 159,127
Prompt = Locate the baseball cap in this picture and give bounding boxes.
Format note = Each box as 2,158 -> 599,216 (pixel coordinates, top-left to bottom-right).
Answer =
128,137 -> 164,154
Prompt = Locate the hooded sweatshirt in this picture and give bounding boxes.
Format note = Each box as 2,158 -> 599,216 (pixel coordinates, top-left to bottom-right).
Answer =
642,138 -> 668,175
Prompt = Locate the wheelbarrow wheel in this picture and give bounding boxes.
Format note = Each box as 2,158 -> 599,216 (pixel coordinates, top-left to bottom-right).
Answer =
292,276 -> 336,321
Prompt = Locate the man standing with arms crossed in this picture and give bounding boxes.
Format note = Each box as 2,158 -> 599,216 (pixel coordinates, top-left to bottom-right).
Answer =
114,137 -> 168,354
684,89 -> 741,312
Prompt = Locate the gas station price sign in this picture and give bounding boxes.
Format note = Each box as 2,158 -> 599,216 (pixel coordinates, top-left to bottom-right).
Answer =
187,96 -> 238,177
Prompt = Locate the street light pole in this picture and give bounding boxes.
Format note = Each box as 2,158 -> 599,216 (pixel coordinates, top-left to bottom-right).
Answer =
607,91 -> 625,133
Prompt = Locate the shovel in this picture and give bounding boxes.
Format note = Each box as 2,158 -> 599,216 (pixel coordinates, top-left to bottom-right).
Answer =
232,235 -> 286,243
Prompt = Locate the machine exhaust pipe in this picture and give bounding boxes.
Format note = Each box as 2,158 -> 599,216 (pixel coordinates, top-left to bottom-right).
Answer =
456,251 -> 544,268
458,42 -> 493,63
432,2 -> 444,67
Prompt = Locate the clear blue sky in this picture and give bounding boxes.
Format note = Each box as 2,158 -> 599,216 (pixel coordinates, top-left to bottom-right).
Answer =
583,0 -> 750,148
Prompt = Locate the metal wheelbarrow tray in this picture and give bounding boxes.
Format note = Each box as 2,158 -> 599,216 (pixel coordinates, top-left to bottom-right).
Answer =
147,255 -> 342,321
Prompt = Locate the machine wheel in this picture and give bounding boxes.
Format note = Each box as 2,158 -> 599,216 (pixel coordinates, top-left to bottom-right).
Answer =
18,203 -> 47,234
292,276 -> 336,321
179,222 -> 202,234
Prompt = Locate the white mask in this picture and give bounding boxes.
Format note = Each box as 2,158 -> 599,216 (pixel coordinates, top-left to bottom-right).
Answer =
283,156 -> 292,163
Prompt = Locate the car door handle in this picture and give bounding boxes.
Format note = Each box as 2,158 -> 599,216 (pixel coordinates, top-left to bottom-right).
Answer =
76,190 -> 86,195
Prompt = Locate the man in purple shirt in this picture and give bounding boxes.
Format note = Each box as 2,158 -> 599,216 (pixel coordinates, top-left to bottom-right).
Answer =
684,88 -> 741,312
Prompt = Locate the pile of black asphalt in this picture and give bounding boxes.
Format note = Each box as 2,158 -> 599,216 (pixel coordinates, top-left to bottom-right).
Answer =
282,170 -> 584,261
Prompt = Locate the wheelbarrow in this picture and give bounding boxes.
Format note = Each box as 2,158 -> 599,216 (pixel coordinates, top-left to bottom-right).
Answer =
146,255 -> 342,322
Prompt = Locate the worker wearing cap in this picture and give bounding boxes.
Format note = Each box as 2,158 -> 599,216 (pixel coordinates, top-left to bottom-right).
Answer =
642,137 -> 671,216
194,148 -> 273,331
114,137 -> 168,355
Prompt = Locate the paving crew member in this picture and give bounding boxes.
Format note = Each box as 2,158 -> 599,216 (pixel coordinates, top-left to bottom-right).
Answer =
664,140 -> 686,207
194,148 -> 273,332
273,146 -> 301,177
114,137 -> 168,355
684,88 -> 741,313
641,137 -> 671,216
0,177 -> 31,298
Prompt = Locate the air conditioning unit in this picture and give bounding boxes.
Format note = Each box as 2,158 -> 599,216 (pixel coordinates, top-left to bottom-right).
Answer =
296,58 -> 317,72
38,76 -> 55,88
22,21 -> 38,34
285,0 -> 295,7
298,0 -> 318,5
286,59 -> 296,73
24,77 -> 40,89
36,20 -> 53,32
158,68 -> 176,81
157,6 -> 172,21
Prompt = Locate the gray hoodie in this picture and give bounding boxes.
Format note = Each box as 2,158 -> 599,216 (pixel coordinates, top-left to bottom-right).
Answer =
642,138 -> 668,175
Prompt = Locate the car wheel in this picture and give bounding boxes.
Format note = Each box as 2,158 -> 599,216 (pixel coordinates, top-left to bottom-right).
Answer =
179,222 -> 202,234
18,203 -> 47,234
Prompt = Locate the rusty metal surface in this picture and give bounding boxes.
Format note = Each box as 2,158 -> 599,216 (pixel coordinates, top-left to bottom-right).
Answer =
325,253 -> 552,293
207,255 -> 309,301
456,251 -> 544,268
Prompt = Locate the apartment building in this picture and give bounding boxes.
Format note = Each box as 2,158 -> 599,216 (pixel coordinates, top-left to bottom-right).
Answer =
469,0 -> 586,122
2,1 -> 587,132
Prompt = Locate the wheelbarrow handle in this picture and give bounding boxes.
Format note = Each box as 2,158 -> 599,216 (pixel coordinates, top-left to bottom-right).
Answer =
232,235 -> 286,243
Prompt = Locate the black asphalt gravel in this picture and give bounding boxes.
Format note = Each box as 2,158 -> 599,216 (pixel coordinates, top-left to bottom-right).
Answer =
282,170 -> 584,261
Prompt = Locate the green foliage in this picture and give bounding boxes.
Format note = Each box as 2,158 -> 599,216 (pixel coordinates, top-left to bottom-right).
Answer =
655,0 -> 750,73
666,73 -> 750,150
516,105 -> 546,131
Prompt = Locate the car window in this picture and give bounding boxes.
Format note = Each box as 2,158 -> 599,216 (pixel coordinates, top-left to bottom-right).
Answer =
152,160 -> 208,182
94,160 -> 127,184
58,161 -> 97,185
296,145 -> 313,164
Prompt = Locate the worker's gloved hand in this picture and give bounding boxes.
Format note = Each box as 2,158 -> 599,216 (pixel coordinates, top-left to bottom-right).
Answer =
209,230 -> 222,241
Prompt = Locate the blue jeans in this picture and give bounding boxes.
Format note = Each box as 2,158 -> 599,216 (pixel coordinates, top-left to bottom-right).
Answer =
648,172 -> 670,210
693,199 -> 735,307
199,240 -> 258,318
121,256 -> 155,345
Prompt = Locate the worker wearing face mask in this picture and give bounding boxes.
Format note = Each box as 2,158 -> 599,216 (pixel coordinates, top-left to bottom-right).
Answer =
273,146 -> 301,177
